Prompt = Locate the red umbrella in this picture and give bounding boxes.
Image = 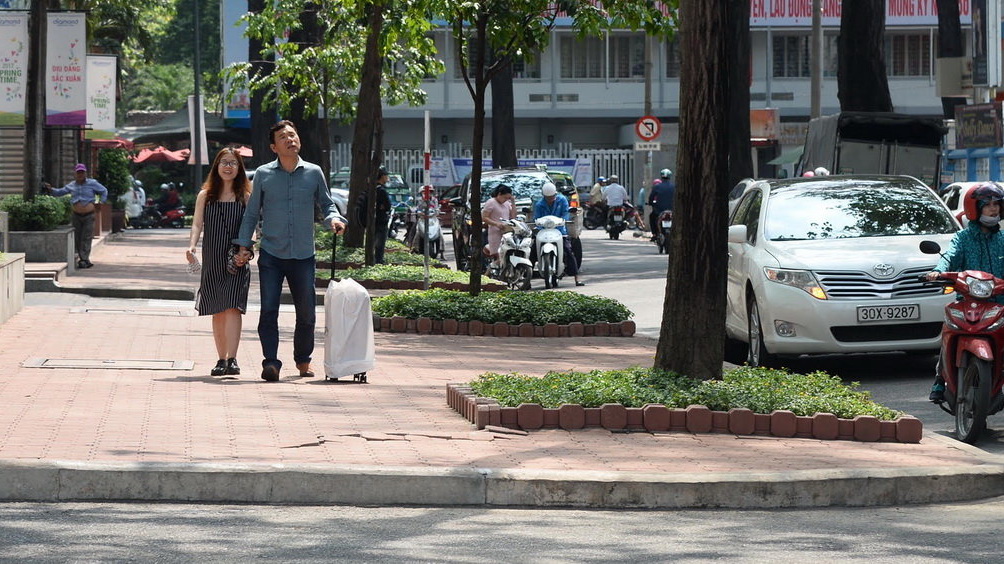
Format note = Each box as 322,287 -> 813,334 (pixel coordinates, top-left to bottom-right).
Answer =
133,146 -> 186,163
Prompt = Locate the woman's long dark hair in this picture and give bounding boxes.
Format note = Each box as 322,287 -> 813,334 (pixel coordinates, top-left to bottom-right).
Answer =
203,147 -> 251,203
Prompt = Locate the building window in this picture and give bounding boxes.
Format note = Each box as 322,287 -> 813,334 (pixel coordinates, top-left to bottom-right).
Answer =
665,39 -> 681,78
560,34 -> 604,79
608,33 -> 645,79
886,33 -> 931,77
772,33 -> 838,78
511,53 -> 541,80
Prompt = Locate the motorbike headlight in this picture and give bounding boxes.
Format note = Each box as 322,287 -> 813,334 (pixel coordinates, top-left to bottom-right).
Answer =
763,267 -> 826,300
965,276 -> 994,299
536,217 -> 560,229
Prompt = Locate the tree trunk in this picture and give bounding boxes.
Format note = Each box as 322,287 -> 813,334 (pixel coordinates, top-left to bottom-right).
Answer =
490,52 -> 517,169
347,3 -> 385,254
466,12 -> 491,296
654,0 -> 731,380
25,0 -> 46,200
248,0 -> 275,171
936,0 -> 966,118
725,0 -> 753,187
837,0 -> 893,112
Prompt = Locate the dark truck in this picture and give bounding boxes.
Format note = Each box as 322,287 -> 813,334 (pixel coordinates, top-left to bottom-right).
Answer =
798,111 -> 947,187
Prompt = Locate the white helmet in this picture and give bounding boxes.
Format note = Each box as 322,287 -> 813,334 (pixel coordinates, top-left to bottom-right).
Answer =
813,167 -> 830,176
541,182 -> 557,197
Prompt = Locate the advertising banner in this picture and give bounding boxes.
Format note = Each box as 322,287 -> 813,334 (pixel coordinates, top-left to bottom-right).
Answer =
0,11 -> 28,126
750,0 -> 972,27
221,0 -> 250,127
85,55 -> 116,137
46,12 -> 86,126
954,102 -> 1002,148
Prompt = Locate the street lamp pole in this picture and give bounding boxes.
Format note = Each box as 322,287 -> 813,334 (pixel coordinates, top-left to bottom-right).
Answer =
193,0 -> 203,189
810,0 -> 822,118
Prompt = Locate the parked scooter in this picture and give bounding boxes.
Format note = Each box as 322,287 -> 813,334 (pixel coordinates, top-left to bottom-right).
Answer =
534,214 -> 566,289
921,240 -> 1004,443
653,210 -> 672,254
406,198 -> 443,259
606,205 -> 627,240
131,201 -> 186,229
491,217 -> 533,290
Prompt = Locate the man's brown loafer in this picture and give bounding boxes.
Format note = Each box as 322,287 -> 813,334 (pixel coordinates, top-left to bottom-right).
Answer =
296,362 -> 315,378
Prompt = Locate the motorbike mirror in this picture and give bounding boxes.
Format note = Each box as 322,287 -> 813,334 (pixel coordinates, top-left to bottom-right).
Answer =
919,240 -> 942,255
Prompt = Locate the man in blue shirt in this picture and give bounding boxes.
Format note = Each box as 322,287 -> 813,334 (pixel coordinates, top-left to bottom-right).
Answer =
533,182 -> 584,286
648,168 -> 676,240
234,120 -> 347,382
48,163 -> 108,269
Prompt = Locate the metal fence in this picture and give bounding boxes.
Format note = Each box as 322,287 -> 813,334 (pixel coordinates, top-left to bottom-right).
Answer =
329,143 -> 635,189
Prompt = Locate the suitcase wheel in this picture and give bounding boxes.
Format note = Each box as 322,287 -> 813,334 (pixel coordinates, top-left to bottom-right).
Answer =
353,372 -> 367,383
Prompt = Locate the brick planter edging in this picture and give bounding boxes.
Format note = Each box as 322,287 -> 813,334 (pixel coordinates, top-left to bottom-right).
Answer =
376,317 -> 636,337
446,383 -> 923,443
316,278 -> 507,292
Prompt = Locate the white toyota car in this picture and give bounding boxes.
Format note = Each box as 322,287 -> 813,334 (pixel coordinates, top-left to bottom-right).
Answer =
726,175 -> 960,366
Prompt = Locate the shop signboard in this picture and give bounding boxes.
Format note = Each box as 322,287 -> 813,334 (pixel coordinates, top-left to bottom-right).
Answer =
955,103 -> 1002,149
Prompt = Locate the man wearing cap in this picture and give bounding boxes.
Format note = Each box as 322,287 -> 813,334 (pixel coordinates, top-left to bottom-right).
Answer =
533,182 -> 584,286
48,163 -> 108,269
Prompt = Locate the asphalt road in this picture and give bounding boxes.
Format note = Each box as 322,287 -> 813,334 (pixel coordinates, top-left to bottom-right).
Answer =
2,499 -> 1002,562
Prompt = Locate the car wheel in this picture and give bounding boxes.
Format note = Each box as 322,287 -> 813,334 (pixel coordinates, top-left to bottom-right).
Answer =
746,296 -> 775,367
724,337 -> 748,365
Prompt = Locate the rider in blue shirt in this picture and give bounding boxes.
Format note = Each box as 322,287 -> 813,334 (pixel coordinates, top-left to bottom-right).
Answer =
533,182 -> 583,286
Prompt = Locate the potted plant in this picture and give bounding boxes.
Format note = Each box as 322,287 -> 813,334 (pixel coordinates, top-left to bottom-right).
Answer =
97,148 -> 132,233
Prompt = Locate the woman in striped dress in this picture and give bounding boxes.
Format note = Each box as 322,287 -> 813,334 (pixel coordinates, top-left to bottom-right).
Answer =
186,147 -> 253,376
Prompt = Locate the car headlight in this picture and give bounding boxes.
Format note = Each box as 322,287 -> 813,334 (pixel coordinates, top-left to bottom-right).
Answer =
965,276 -> 994,299
763,267 -> 827,299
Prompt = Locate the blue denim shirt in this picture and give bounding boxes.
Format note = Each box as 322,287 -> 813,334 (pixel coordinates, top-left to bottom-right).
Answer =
49,178 -> 108,205
234,158 -> 344,259
533,194 -> 570,236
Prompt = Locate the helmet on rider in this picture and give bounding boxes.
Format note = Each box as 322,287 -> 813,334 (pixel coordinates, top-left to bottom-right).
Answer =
608,174 -> 619,183
813,167 -> 830,176
964,182 -> 1004,221
660,168 -> 672,179
597,176 -> 606,184
541,182 -> 557,197
160,183 -> 170,190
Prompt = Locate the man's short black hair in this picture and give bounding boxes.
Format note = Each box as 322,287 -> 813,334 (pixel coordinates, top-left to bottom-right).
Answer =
268,120 -> 298,144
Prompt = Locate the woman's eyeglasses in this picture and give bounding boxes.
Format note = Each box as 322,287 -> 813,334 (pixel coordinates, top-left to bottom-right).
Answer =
219,160 -> 240,168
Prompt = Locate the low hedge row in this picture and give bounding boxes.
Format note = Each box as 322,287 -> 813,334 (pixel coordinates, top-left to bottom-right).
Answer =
371,288 -> 632,325
469,365 -> 902,421
316,264 -> 490,284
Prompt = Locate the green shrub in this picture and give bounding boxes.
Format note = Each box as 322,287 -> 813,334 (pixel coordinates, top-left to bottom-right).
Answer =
318,264 -> 492,284
314,227 -> 445,267
96,148 -> 132,209
372,288 -> 632,325
469,365 -> 902,420
0,194 -> 71,231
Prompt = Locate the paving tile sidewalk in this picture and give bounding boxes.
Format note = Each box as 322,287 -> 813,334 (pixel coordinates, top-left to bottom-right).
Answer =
2,228 -> 1002,508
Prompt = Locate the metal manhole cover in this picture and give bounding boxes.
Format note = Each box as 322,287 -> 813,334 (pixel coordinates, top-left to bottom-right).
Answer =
22,358 -> 194,370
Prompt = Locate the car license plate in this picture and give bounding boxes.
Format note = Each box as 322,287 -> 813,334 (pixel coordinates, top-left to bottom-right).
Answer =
856,304 -> 920,323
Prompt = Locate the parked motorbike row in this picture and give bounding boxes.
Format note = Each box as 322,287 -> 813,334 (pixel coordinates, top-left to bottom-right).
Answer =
489,214 -> 568,291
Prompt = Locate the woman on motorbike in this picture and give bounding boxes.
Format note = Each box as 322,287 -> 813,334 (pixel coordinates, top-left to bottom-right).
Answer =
481,185 -> 515,267
925,182 -> 1004,402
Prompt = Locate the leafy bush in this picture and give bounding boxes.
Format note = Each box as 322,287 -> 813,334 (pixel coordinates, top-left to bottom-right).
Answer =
470,366 -> 902,420
96,148 -> 133,209
372,288 -> 632,325
317,264 -> 492,284
0,194 -> 71,231
314,227 -> 445,267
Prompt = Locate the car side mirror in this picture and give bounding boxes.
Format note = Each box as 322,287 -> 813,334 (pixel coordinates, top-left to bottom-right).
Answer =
727,224 -> 748,244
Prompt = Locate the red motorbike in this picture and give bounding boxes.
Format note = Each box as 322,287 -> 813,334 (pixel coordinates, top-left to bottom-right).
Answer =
922,240 -> 1004,443
131,200 -> 186,229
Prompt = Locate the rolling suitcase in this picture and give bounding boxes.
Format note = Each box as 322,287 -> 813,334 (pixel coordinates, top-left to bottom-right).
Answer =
323,235 -> 375,382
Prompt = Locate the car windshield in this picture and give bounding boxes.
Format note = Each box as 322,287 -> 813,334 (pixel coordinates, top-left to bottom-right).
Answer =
476,172 -> 549,203
765,179 -> 958,241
